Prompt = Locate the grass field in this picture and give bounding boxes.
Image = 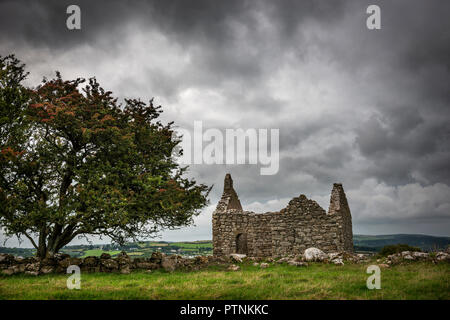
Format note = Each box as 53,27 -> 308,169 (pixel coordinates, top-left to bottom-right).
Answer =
0,262 -> 448,300
80,250 -> 122,258
173,242 -> 213,249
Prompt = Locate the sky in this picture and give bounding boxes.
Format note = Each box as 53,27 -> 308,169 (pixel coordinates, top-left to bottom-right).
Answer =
1,0 -> 449,247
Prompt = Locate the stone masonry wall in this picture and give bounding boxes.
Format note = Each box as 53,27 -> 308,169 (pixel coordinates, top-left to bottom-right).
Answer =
213,174 -> 354,257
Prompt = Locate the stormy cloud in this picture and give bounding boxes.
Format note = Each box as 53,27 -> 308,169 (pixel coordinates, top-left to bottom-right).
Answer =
1,0 -> 449,245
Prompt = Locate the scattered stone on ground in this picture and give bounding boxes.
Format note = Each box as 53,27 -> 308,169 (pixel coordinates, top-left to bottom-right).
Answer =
229,253 -> 246,263
227,264 -> 240,271
0,246 -> 448,276
303,247 -> 327,262
332,258 -> 344,266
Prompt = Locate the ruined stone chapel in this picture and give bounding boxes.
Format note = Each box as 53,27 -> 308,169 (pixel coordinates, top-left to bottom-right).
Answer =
212,174 -> 354,257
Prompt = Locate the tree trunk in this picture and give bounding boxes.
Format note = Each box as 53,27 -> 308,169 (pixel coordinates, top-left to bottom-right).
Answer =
36,225 -> 79,259
36,228 -> 47,259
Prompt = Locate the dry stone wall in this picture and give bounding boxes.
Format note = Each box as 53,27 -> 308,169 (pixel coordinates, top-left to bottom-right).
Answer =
0,251 -> 233,275
213,174 -> 354,257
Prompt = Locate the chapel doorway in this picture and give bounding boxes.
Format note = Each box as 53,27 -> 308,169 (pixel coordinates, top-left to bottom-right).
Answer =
235,233 -> 248,254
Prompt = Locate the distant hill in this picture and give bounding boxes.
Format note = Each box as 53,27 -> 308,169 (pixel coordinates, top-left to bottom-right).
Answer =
353,234 -> 450,252
1,234 -> 448,257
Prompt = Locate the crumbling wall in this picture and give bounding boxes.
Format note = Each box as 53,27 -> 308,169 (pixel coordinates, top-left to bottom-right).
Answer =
213,210 -> 273,256
212,174 -> 354,257
328,183 -> 353,252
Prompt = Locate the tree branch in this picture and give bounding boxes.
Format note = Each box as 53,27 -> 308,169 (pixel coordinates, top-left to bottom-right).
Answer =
23,232 -> 38,250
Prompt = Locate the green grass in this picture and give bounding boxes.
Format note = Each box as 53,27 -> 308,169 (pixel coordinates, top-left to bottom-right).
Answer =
145,242 -> 169,247
178,248 -> 200,252
173,242 -> 212,249
80,250 -> 122,258
0,262 -> 448,300
127,252 -> 144,256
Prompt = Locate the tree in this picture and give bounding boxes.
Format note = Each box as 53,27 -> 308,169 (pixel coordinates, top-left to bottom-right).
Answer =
0,55 -> 30,151
0,55 -> 210,258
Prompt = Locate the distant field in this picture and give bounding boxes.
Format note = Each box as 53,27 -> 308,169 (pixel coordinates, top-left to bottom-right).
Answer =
1,234 -> 448,258
145,242 -> 169,247
81,250 -> 122,258
0,262 -> 448,300
127,252 -> 144,256
173,242 -> 212,249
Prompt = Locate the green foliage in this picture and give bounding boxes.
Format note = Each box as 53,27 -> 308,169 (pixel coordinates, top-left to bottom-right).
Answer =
0,55 -> 210,258
379,244 -> 422,256
0,55 -> 30,149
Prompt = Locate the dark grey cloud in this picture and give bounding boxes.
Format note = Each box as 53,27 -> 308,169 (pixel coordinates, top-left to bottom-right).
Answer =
1,0 -> 450,246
